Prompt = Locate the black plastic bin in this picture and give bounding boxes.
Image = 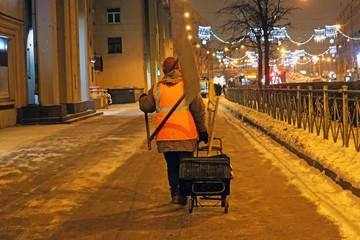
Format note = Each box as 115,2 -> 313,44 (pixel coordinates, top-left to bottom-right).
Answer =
108,88 -> 144,104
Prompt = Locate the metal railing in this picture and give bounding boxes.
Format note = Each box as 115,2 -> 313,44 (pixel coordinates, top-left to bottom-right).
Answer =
226,85 -> 360,152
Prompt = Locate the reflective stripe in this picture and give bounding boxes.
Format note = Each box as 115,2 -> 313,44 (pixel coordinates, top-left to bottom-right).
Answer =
156,83 -> 161,108
156,105 -> 189,113
155,82 -> 189,113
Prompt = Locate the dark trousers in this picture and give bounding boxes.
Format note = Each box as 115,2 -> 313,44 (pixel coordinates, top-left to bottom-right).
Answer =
163,151 -> 193,197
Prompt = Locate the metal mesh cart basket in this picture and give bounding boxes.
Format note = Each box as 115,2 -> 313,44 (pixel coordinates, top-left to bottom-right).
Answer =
179,138 -> 231,213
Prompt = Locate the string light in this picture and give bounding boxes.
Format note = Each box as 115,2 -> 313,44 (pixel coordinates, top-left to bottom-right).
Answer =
208,25 -> 360,47
225,55 -> 247,61
296,58 -> 312,65
286,32 -> 314,45
338,29 -> 360,40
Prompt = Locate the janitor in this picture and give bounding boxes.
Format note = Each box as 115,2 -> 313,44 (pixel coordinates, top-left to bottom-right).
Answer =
139,57 -> 208,205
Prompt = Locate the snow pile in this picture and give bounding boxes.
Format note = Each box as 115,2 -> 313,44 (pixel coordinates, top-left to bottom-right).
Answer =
220,97 -> 360,190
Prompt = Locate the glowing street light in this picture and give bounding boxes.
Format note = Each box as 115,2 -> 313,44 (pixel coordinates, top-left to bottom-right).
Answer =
184,12 -> 190,18
186,25 -> 191,30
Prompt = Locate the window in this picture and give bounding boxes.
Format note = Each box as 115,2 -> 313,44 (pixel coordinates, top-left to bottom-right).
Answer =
108,37 -> 122,54
107,8 -> 120,24
0,37 -> 9,98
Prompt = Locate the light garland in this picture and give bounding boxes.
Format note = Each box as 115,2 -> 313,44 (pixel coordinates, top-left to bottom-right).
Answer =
337,29 -> 360,40
225,55 -> 247,61
304,49 -> 330,57
285,32 -> 314,45
210,31 -> 247,44
230,62 -> 245,68
296,58 -> 312,65
208,25 -> 360,48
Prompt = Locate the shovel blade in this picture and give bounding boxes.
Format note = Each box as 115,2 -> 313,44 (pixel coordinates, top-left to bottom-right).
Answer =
175,32 -> 201,105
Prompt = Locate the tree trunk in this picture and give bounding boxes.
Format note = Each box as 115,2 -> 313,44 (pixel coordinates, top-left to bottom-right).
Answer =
257,40 -> 263,88
264,29 -> 270,86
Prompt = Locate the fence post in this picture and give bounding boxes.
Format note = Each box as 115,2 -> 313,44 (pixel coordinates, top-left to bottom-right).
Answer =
342,85 -> 349,147
297,86 -> 302,128
266,89 -> 270,116
256,89 -> 259,111
323,85 -> 329,139
287,86 -> 291,125
308,86 -> 313,133
237,89 -> 240,104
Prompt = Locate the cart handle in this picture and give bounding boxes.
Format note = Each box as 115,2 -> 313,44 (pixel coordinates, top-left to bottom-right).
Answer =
196,137 -> 222,156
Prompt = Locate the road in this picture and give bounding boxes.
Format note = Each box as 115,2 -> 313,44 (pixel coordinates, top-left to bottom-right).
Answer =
0,102 -> 356,239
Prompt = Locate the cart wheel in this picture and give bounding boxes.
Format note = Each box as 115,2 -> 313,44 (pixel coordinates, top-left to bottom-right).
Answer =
189,198 -> 194,213
224,199 -> 229,213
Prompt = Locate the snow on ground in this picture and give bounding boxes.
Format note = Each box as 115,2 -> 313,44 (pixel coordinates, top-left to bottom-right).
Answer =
220,97 -> 360,190
219,97 -> 360,239
219,99 -> 360,239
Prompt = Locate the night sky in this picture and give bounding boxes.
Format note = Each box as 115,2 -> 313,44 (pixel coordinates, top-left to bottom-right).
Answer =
184,0 -> 352,53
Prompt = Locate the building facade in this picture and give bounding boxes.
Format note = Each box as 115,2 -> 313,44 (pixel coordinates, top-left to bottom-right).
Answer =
92,0 -> 213,94
92,0 -> 172,92
0,0 -> 27,128
336,0 -> 360,81
0,0 -> 212,129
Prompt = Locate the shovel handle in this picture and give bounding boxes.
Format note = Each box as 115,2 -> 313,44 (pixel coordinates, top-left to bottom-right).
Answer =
145,113 -> 151,150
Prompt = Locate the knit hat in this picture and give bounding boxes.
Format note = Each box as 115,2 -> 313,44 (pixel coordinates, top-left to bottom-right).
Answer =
162,57 -> 180,74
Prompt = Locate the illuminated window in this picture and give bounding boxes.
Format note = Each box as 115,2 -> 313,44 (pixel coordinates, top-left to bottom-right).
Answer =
108,37 -> 122,54
0,37 -> 9,98
107,8 -> 120,24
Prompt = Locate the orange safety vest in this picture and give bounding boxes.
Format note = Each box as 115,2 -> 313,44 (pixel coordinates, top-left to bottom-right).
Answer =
153,81 -> 198,141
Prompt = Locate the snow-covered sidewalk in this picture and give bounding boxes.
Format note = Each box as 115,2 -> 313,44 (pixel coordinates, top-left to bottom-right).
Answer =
221,97 -> 360,197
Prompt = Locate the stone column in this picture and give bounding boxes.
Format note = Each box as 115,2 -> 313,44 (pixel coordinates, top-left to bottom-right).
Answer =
60,0 -> 81,103
35,0 -> 60,106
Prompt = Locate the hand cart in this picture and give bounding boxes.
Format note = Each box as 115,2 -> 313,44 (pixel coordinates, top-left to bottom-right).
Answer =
179,138 -> 231,213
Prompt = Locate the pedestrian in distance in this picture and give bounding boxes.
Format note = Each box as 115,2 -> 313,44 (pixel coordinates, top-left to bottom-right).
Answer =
139,57 -> 208,205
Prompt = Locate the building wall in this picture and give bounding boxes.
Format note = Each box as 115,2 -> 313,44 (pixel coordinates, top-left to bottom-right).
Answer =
170,0 -> 213,78
0,0 -> 27,128
0,0 -> 25,20
93,0 -> 146,89
336,0 -> 360,81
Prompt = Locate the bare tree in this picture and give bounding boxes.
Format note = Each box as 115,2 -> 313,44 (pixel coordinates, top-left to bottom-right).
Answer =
218,0 -> 296,86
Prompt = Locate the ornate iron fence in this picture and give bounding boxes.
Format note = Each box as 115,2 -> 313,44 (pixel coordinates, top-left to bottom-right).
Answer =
226,86 -> 360,152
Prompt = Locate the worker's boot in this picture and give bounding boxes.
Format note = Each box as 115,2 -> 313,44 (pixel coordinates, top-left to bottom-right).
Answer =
178,194 -> 188,205
171,193 -> 180,204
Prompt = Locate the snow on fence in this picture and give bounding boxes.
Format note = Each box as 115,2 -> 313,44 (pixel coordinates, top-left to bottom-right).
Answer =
226,86 -> 360,152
